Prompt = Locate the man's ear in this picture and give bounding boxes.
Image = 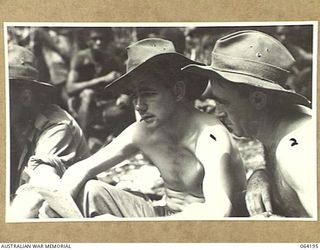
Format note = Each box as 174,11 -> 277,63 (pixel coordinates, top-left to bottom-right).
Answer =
19,88 -> 33,108
173,81 -> 186,101
249,91 -> 267,110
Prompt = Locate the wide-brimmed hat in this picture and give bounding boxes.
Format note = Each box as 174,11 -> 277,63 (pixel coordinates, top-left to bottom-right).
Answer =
8,45 -> 54,89
182,30 -> 311,107
105,38 -> 208,99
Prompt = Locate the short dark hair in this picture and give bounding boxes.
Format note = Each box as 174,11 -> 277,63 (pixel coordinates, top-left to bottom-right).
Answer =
147,60 -> 207,100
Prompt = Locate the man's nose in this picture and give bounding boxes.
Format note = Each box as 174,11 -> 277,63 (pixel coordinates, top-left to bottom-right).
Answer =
134,98 -> 147,112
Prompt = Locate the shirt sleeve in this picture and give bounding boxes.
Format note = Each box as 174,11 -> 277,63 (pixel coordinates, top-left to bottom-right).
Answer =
27,123 -> 82,177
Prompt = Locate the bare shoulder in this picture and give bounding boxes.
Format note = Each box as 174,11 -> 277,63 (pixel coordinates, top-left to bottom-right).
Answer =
275,114 -> 316,212
194,113 -> 246,193
119,121 -> 139,140
196,112 -> 232,153
129,121 -> 154,146
194,112 -> 244,169
276,117 -> 313,157
276,116 -> 315,177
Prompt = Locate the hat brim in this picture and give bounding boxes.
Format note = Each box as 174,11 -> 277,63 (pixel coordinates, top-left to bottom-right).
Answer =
182,64 -> 311,107
105,53 -> 207,97
9,77 -> 55,90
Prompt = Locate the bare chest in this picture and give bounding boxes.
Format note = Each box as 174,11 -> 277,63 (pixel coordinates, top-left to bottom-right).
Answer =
140,142 -> 205,197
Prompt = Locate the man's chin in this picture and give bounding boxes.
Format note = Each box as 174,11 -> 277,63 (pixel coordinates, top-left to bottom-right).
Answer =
231,128 -> 252,140
220,120 -> 247,138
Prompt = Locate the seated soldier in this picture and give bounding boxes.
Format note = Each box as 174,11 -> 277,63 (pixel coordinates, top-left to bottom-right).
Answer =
42,38 -> 248,219
64,28 -> 123,134
183,30 -> 316,218
8,45 -> 90,220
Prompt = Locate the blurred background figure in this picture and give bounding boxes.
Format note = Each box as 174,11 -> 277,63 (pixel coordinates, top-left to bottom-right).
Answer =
63,28 -> 135,152
33,27 -> 75,107
64,28 -> 120,131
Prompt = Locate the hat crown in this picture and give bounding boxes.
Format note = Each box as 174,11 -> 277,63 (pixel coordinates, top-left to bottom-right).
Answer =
126,38 -> 176,72
214,30 -> 295,70
181,30 -> 310,107
8,45 -> 39,81
211,30 -> 295,86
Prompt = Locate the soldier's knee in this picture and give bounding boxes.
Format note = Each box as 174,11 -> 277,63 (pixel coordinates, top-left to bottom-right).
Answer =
83,180 -> 105,197
80,89 -> 95,102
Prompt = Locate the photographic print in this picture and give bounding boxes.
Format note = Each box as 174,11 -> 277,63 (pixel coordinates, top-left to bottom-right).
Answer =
5,22 -> 317,223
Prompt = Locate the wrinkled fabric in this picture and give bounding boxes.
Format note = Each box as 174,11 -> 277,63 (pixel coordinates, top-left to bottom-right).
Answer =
12,104 -> 90,193
76,180 -> 175,218
27,155 -> 66,177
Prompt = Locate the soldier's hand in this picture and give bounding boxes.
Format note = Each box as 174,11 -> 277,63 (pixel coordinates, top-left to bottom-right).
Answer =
101,71 -> 121,83
245,169 -> 273,216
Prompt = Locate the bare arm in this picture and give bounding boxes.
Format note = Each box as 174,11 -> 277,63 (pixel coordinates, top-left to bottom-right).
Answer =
197,126 -> 237,218
245,168 -> 273,216
66,69 -> 120,96
170,125 -> 244,219
245,140 -> 273,216
276,119 -> 316,218
60,123 -> 139,199
38,123 -> 139,219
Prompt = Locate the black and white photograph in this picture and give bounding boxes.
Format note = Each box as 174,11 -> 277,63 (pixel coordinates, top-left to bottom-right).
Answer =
5,22 -> 317,222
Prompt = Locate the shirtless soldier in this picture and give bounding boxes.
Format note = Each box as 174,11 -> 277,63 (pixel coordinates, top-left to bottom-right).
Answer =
42,38 -> 248,219
183,30 -> 316,218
